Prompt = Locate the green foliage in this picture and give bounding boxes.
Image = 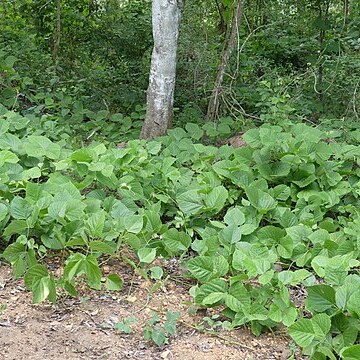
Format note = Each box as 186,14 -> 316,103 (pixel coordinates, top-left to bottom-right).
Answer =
143,311 -> 180,346
114,317 -> 138,334
1,0 -> 360,356
1,106 -> 360,356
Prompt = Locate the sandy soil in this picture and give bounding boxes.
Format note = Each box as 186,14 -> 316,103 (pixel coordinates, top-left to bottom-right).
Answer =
0,261 -> 297,360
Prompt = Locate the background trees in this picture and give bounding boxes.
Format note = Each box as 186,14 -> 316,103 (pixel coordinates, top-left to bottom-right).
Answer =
0,0 -> 359,138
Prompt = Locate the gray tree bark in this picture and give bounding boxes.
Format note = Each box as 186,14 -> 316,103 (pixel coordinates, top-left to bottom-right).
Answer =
140,0 -> 183,139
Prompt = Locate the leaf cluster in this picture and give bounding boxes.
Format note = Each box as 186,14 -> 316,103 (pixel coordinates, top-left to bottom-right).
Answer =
1,108 -> 360,356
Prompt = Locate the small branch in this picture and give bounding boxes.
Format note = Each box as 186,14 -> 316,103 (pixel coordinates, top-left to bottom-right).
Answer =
206,0 -> 245,121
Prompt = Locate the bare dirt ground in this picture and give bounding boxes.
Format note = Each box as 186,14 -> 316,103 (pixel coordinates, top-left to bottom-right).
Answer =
0,260 -> 297,360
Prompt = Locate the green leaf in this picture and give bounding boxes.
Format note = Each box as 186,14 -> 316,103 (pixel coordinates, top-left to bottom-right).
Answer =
278,269 -> 311,285
114,317 -> 137,334
138,248 -> 156,263
2,242 -> 36,278
105,274 -> 123,291
151,327 -> 167,346
243,128 -> 261,147
3,220 -> 27,236
162,228 -> 191,254
89,241 -> 115,254
0,150 -> 19,166
146,141 -> 162,155
194,279 -> 228,304
41,234 -> 65,250
85,211 -> 106,238
286,225 -> 312,242
288,318 -> 315,348
341,345 -> 360,360
144,211 -> 162,233
0,203 -> 8,222
335,283 -> 358,310
24,265 -> 56,303
204,186 -> 228,213
224,207 -> 245,226
64,281 -> 77,297
257,225 -> 286,245
312,313 -> 331,341
123,215 -> 143,234
188,255 -> 229,283
346,290 -> 360,318
283,307 -> 298,327
202,292 -> 225,305
185,123 -> 204,140
111,200 -> 135,217
10,197 -> 32,219
24,135 -> 61,159
245,186 -> 276,212
48,201 -> 67,219
305,285 -> 336,312
164,311 -> 180,335
150,266 -> 163,280
5,55 -> 17,68
316,346 -> 336,360
177,190 -> 203,215
220,224 -> 243,244
268,303 -> 282,322
63,253 -> 101,290
83,255 -> 102,290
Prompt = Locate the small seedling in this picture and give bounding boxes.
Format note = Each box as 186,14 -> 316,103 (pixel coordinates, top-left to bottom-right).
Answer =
114,316 -> 138,334
143,311 -> 180,346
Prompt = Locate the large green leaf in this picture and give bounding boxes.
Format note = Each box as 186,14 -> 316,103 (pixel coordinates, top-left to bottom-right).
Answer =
194,278 -> 228,304
105,274 -> 123,291
24,135 -> 61,159
24,265 -> 56,303
289,318 -> 315,348
188,255 -> 229,283
177,189 -> 203,215
204,186 -> 228,213
245,186 -> 276,213
162,228 -> 191,254
10,196 -> 32,219
0,150 -> 19,166
224,207 -> 245,226
63,253 -> 101,290
305,285 -> 336,312
202,292 -> 225,306
341,345 -> 360,360
3,220 -> 29,237
137,248 -> 156,263
346,290 -> 360,318
312,313 -> 331,341
85,211 -> 106,238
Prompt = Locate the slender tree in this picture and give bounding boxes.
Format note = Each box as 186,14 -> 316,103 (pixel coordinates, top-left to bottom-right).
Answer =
53,0 -> 61,61
141,0 -> 183,139
206,0 -> 245,122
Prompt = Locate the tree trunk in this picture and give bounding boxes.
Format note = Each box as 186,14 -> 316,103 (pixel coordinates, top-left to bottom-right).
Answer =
206,0 -> 245,122
140,0 -> 183,139
53,0 -> 61,62
317,0 -> 330,108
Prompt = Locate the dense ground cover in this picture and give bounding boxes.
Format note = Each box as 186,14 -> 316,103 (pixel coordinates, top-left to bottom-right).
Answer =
1,104 -> 360,358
